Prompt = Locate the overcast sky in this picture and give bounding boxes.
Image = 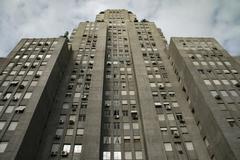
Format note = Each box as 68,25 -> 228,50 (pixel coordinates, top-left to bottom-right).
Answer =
0,0 -> 240,57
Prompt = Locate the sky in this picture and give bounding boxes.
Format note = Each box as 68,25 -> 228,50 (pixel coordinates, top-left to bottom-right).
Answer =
0,0 -> 240,57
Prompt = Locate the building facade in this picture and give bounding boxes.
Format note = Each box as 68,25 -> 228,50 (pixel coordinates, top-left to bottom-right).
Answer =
0,9 -> 239,160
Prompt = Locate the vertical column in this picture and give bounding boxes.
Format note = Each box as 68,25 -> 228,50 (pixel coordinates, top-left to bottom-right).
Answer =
81,23 -> 107,160
128,23 -> 167,160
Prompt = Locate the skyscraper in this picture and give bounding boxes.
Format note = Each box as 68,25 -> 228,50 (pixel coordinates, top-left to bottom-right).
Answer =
0,9 -> 239,160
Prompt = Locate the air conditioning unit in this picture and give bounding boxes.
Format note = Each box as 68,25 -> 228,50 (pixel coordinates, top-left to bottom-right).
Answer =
10,81 -> 19,86
131,110 -> 138,120
51,151 -> 58,157
82,95 -> 88,100
72,107 -> 76,111
35,74 -> 40,78
68,85 -> 73,89
69,120 -> 75,125
15,106 -> 26,113
214,95 -> 221,100
114,115 -> 120,119
19,84 -> 25,89
55,134 -> 61,140
159,85 -> 165,89
31,64 -> 37,68
178,150 -> 183,154
59,119 -> 64,124
105,104 -> 110,108
173,131 -> 180,138
61,151 -> 69,157
166,105 -> 171,110
12,97 -> 19,101
36,56 -> 41,60
180,119 -> 185,124
235,82 -> 240,87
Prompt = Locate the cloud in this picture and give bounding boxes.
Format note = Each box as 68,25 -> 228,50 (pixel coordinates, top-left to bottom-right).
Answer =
0,0 -> 239,56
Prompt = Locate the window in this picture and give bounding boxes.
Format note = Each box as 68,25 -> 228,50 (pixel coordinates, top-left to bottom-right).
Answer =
74,92 -> 81,98
164,142 -> 173,151
63,144 -> 71,153
223,69 -> 230,74
77,129 -> 84,136
4,93 -> 11,100
5,106 -> 14,113
204,80 -> 211,85
148,74 -> 153,79
192,61 -> 199,66
180,126 -> 188,134
69,115 -> 76,124
114,151 -> 121,159
56,128 -> 63,136
155,74 -> 161,78
129,91 -> 135,95
123,123 -> 130,130
229,90 -> 238,97
172,102 -> 179,107
160,127 -> 168,135
132,123 -> 139,129
158,114 -> 165,121
15,106 -> 26,113
27,71 -> 34,76
185,142 -> 194,150
0,121 -> 6,130
66,129 -> 74,135
175,142 -> 183,153
231,80 -> 238,85
209,61 -> 215,66
8,121 -> 18,131
36,71 -> 43,76
213,80 -> 221,85
226,118 -> 236,127
216,61 -> 223,65
45,54 -> 51,59
210,91 -> 218,97
125,152 -> 132,159
62,103 -> 70,109
122,100 -> 128,105
0,142 -> 8,153
224,61 -> 231,66
104,136 -> 111,144
24,92 -> 32,99
13,93 -> 21,100
150,83 -> 156,87
231,69 -> 238,74
220,91 -> 228,97
18,71 -> 25,75
74,144 -> 82,153
30,81 -> 38,86
2,81 -> 9,87
135,151 -> 143,159
103,151 -> 111,160
10,71 -> 17,75
51,143 -> 60,153
167,114 -> 175,120
121,91 -> 127,95
130,100 -> 136,105
221,80 -> 230,85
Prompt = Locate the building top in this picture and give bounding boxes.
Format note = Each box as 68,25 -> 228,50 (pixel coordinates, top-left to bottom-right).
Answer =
95,9 -> 137,22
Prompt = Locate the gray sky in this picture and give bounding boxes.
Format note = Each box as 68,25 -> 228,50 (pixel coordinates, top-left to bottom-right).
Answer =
0,0 -> 240,56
